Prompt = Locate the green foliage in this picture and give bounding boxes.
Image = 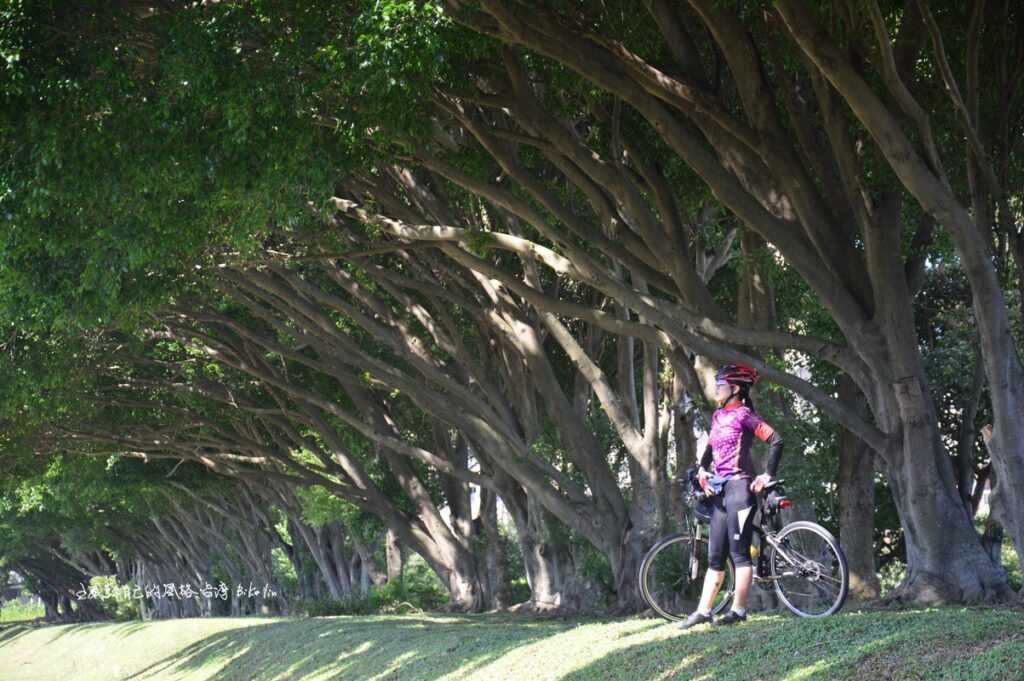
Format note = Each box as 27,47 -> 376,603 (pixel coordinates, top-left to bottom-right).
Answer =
506,578 -> 532,605
297,594 -> 377,617
294,484 -> 357,529
576,546 -> 615,600
0,598 -> 43,623
877,560 -> 907,596
85,575 -> 140,622
0,454 -> 159,572
293,483 -> 387,551
271,547 -> 298,595
974,511 -> 1023,592
327,0 -> 496,148
1001,541 -> 1022,593
296,553 -> 447,616
373,552 -> 448,612
0,1 -> 347,331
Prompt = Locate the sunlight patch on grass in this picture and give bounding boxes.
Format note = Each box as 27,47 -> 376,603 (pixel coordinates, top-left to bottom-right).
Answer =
783,632 -> 902,680
370,649 -> 419,680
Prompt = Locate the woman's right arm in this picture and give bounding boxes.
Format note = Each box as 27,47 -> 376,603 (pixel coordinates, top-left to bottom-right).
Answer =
698,443 -> 713,491
698,442 -> 713,472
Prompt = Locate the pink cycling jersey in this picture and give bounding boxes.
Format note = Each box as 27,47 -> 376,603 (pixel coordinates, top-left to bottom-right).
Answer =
705,401 -> 778,479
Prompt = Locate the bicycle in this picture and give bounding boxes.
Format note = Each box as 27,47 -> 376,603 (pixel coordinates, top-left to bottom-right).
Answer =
639,466 -> 849,620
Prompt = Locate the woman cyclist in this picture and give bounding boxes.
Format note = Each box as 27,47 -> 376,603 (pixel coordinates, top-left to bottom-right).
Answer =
679,363 -> 784,629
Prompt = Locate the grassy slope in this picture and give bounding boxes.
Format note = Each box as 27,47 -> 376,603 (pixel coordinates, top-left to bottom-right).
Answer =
0,607 -> 1022,681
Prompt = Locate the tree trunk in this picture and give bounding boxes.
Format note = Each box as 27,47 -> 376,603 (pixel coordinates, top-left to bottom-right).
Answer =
41,590 -> 59,621
325,523 -> 355,596
498,479 -> 598,613
385,528 -> 403,583
513,500 -> 583,612
351,535 -> 387,588
430,549 -> 486,612
599,285 -> 668,613
984,423 -> 1024,593
438,428 -> 474,549
837,376 -> 881,602
286,520 -> 333,602
337,390 -> 487,611
883,430 -> 1009,604
477,485 -> 509,609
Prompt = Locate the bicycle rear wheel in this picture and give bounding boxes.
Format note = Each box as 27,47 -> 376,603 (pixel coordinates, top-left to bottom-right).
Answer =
638,532 -> 734,621
769,521 -> 848,617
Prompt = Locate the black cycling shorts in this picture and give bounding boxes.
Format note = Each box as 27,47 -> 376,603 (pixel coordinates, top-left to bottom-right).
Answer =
707,477 -> 756,570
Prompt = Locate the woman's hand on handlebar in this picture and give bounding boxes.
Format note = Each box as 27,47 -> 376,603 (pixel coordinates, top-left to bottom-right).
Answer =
697,468 -> 711,494
750,472 -> 772,494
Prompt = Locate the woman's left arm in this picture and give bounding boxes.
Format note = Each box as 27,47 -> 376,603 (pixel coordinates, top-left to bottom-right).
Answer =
744,412 -> 785,482
763,429 -> 784,478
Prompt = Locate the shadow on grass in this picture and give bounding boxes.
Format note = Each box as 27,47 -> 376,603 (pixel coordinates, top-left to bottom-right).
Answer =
109,621 -> 151,638
41,619 -> 129,644
13,606 -> 1021,680
14,616 -> 218,649
0,624 -> 30,648
122,614 -> 580,681
558,615 -> 871,681
561,608 -> 1024,681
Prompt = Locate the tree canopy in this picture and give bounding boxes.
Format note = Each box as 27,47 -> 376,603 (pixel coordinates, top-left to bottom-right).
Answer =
1,0 -> 1022,619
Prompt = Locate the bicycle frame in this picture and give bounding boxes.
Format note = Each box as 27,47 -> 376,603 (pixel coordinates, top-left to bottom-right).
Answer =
696,480 -> 800,586
750,483 -> 798,584
753,529 -> 799,583
677,479 -> 801,587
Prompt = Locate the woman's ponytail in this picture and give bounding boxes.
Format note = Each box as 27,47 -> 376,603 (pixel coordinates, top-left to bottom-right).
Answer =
740,386 -> 756,412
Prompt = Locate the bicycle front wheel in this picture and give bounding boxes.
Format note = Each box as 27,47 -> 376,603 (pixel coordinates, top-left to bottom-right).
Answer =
769,521 -> 848,617
639,532 -> 734,621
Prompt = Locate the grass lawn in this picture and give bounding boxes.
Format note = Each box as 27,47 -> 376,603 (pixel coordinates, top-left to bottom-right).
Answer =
0,606 -> 1021,680
0,600 -> 44,623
